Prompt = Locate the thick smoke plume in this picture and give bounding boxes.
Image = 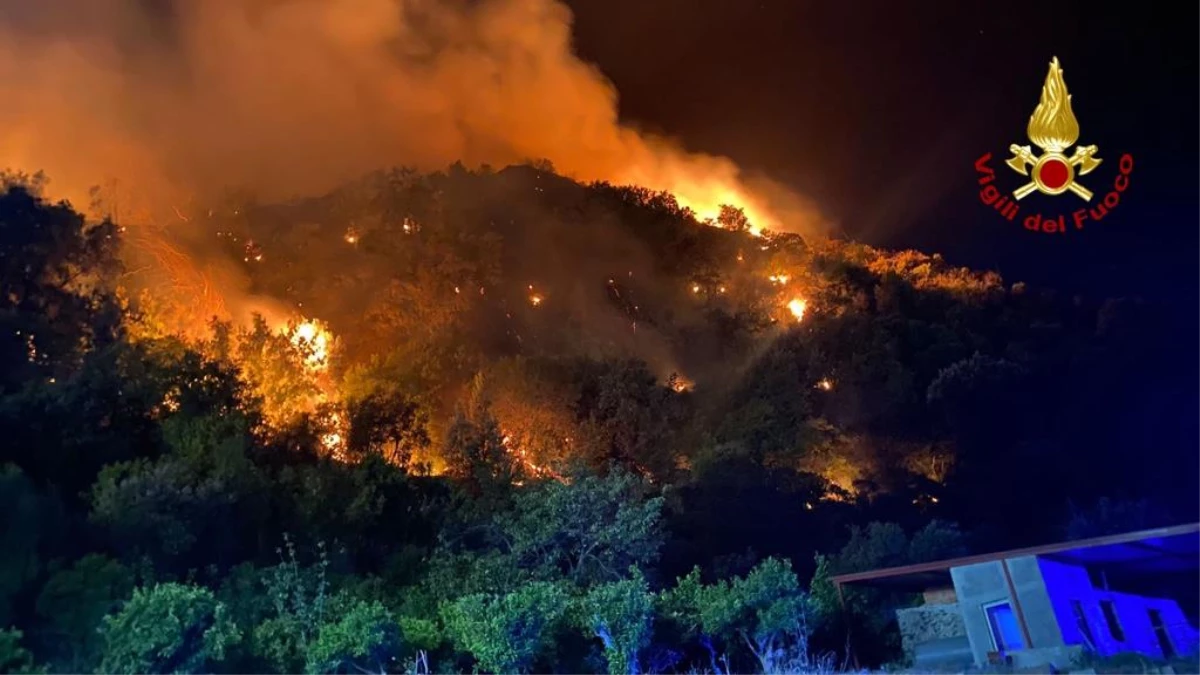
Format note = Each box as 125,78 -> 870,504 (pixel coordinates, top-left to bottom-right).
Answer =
0,0 -> 823,234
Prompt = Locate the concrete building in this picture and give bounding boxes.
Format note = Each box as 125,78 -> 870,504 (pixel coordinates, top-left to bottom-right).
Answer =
831,524 -> 1200,671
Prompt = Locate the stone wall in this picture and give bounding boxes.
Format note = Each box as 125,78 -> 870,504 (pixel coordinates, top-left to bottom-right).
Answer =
898,603 -> 968,652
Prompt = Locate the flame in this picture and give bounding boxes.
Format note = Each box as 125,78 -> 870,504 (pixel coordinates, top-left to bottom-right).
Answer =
768,274 -> 789,285
344,227 -> 359,244
690,283 -> 701,294
290,319 -> 331,371
321,409 -> 347,459
668,373 -> 694,393
815,378 -> 833,391
529,293 -> 544,307
1027,57 -> 1080,153
500,430 -> 561,481
787,298 -> 807,322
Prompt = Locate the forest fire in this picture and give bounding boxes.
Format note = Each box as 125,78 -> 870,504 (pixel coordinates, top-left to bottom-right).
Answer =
788,298 -> 808,322
289,320 -> 331,371
321,410 -> 347,459
668,373 -> 695,393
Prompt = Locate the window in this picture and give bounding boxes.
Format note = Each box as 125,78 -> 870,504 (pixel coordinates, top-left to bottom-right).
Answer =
1072,600 -> 1096,648
985,601 -> 1025,652
1100,600 -> 1125,641
1148,609 -> 1175,659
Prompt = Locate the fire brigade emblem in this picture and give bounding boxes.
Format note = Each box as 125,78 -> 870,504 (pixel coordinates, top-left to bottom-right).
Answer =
1006,57 -> 1101,201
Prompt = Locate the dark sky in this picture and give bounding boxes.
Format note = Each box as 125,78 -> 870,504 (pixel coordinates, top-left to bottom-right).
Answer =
566,0 -> 1198,307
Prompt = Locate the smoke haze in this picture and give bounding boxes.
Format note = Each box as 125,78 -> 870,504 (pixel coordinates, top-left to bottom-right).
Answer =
0,0 -> 824,234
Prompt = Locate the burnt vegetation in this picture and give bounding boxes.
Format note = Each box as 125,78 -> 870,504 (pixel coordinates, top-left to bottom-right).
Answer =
0,164 -> 1194,673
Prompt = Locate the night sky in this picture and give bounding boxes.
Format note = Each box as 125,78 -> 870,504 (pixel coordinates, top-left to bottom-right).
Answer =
567,0 -> 1198,309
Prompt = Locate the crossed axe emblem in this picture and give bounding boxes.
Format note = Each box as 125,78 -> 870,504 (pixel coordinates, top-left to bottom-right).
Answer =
1005,144 -> 1102,201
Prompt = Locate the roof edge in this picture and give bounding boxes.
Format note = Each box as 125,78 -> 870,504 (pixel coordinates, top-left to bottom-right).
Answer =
830,522 -> 1200,587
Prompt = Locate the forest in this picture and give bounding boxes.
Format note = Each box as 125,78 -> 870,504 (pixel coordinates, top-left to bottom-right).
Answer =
0,163 -> 1195,674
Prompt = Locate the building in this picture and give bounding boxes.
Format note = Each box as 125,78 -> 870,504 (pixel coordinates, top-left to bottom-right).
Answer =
831,523 -> 1200,670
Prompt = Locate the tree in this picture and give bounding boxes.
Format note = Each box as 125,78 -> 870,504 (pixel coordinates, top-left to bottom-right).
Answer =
575,359 -> 684,479
0,185 -> 121,393
926,353 -> 1028,448
717,205 -> 751,233
667,558 -> 817,674
442,386 -> 516,500
441,581 -> 568,674
0,628 -> 42,674
250,536 -> 330,673
577,570 -> 654,674
0,464 -> 65,626
346,391 -> 430,464
304,600 -> 402,674
1065,498 -> 1170,541
809,520 -> 966,666
98,583 -> 240,674
35,554 -> 135,671
500,468 -> 663,585
89,457 -> 246,570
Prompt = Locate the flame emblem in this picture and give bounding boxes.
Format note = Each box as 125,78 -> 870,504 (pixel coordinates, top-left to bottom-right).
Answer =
1005,57 -> 1102,201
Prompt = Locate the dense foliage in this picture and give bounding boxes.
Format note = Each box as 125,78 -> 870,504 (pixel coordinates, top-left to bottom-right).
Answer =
0,163 -> 1193,673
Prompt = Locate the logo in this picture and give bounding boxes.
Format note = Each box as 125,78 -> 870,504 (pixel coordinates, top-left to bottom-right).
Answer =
974,57 -> 1134,235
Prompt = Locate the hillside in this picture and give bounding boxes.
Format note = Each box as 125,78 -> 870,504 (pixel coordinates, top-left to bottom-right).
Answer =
0,165 -> 1194,672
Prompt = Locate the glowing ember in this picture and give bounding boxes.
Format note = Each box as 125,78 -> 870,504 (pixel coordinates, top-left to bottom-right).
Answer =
815,378 -> 834,391
529,293 -> 544,307
718,286 -> 727,294
667,372 -> 694,393
787,298 -> 807,322
768,274 -> 790,284
344,227 -> 359,244
690,283 -> 701,294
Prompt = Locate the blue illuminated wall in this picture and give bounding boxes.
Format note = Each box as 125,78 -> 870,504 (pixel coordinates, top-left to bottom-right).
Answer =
1038,558 -> 1199,658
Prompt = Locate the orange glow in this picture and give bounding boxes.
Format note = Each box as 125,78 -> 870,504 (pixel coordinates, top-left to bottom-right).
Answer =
290,319 -> 331,371
788,298 -> 807,322
529,293 -> 544,307
815,378 -> 833,391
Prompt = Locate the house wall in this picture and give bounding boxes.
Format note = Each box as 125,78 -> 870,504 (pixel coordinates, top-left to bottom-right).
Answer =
949,556 -> 1063,666
1038,558 -> 1200,659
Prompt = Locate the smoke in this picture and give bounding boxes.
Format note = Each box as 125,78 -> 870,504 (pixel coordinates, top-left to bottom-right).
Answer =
0,0 -> 824,234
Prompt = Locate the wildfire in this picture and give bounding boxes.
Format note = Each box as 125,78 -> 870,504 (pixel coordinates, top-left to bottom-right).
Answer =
527,284 -> 545,307
500,432 -> 560,482
768,274 -> 790,285
321,410 -> 347,459
290,319 -> 331,371
667,373 -> 694,393
787,298 -> 807,322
